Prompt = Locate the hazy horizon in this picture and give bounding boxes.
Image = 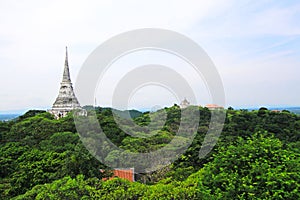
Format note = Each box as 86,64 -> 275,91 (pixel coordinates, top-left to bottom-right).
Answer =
2,104 -> 300,115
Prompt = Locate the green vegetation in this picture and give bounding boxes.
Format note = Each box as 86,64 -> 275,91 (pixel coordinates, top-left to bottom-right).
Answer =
1,106 -> 299,199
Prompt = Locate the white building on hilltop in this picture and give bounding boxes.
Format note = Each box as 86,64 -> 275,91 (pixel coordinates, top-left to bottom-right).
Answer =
49,47 -> 86,119
180,98 -> 190,109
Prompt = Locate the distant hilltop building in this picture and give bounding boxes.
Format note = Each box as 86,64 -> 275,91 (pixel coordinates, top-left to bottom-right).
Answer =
180,98 -> 190,108
271,110 -> 281,113
205,104 -> 224,110
49,47 -> 86,119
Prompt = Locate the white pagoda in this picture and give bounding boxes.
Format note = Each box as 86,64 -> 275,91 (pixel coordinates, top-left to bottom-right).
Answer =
49,47 -> 86,119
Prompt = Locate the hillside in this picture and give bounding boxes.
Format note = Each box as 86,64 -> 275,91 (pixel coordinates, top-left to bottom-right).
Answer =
0,106 -> 299,199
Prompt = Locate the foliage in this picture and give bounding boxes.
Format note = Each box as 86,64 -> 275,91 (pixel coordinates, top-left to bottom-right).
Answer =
196,133 -> 300,199
0,107 -> 300,199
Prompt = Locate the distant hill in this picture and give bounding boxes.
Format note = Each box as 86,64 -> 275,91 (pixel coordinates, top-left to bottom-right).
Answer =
279,107 -> 300,114
242,107 -> 300,114
0,114 -> 20,121
82,106 -> 144,119
266,107 -> 300,114
111,108 -> 143,119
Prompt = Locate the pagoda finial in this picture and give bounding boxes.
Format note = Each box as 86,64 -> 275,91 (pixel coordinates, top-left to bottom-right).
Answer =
65,46 -> 68,67
62,46 -> 71,82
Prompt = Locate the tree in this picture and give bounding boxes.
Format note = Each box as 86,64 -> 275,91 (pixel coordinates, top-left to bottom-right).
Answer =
196,133 -> 300,199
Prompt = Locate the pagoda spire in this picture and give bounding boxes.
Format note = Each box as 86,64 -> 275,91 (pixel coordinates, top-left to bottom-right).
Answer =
49,47 -> 87,119
62,46 -> 71,82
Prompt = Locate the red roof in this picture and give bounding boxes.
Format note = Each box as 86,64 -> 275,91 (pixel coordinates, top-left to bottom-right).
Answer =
205,104 -> 223,108
102,168 -> 134,182
271,110 -> 281,113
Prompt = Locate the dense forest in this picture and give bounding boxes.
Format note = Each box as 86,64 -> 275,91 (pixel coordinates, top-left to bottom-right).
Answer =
0,106 -> 299,199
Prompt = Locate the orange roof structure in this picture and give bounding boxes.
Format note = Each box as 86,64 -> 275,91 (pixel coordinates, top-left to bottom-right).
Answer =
271,110 -> 281,113
205,104 -> 224,109
102,168 -> 135,182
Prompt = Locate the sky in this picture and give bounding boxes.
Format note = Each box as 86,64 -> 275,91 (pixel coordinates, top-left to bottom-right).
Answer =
0,0 -> 300,113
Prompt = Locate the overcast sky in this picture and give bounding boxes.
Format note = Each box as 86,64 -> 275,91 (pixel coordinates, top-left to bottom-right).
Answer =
1,0 -> 300,113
